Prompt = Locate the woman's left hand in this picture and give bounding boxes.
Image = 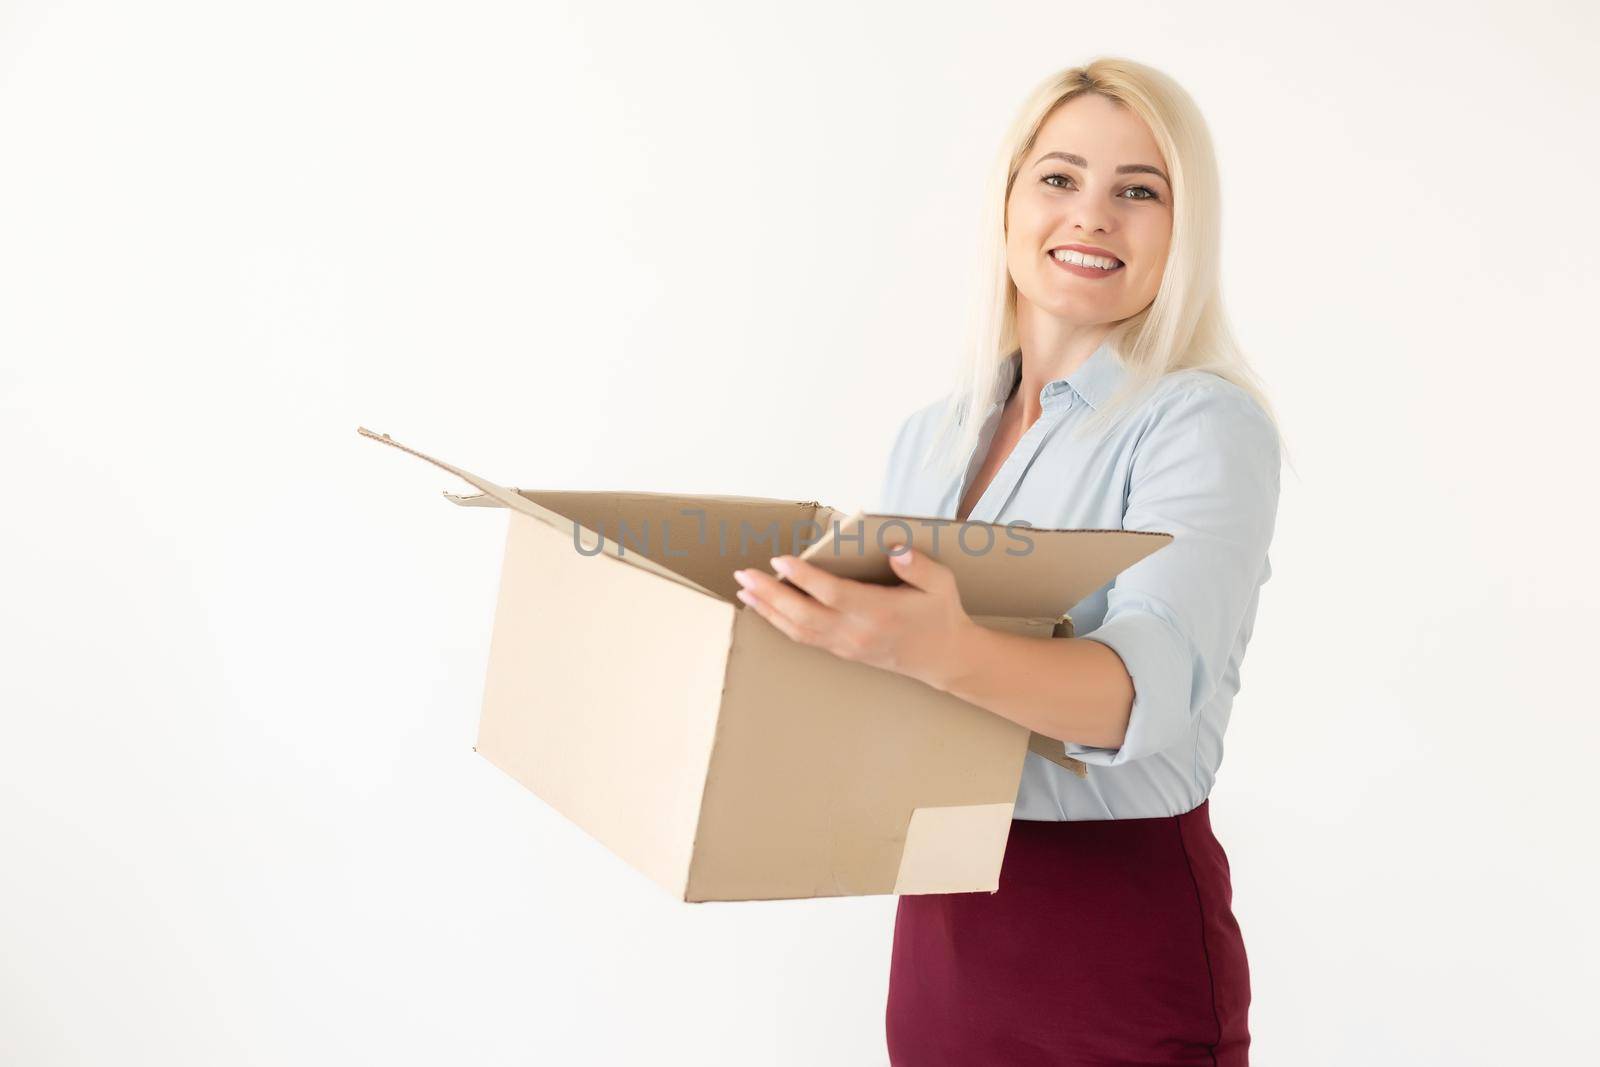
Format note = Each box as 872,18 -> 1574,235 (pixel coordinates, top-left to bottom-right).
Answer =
730,547 -> 976,692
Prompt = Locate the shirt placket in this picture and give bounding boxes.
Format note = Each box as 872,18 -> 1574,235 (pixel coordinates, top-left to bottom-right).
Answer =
956,389 -> 1074,525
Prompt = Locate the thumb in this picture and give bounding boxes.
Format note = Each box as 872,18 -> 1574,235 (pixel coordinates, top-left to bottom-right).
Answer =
887,543 -> 946,591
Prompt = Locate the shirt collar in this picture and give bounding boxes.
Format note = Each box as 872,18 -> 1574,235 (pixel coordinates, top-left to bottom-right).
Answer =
999,334 -> 1125,411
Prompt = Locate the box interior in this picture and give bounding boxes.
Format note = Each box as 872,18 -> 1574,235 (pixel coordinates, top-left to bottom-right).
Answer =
469,488 -> 841,604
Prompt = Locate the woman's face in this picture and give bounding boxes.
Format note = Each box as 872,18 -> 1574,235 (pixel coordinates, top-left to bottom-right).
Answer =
1005,93 -> 1173,326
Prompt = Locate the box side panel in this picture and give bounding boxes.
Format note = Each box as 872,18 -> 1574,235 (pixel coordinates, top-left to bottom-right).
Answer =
476,512 -> 736,899
684,611 -> 1053,902
892,803 -> 1018,895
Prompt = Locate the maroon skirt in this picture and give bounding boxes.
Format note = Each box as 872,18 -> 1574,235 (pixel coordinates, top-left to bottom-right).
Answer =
885,799 -> 1250,1066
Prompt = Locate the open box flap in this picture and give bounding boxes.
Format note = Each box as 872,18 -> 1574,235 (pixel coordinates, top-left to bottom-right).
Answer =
445,488 -> 827,510
357,427 -> 721,602
793,511 -> 1173,619
443,490 -> 835,602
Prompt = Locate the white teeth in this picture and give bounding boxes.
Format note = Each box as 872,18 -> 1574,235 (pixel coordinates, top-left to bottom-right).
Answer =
1051,248 -> 1121,270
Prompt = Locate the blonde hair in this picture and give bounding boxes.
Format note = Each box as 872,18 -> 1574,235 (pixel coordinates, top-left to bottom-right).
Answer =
926,56 -> 1291,478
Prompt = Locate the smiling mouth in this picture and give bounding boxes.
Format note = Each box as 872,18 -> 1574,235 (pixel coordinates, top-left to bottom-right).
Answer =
1048,247 -> 1124,270
1046,248 -> 1125,280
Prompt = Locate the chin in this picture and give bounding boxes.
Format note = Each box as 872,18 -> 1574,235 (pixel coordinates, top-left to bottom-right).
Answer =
1031,294 -> 1116,323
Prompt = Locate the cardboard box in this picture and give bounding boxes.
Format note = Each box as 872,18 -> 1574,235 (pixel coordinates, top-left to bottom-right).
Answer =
359,427 -> 1171,902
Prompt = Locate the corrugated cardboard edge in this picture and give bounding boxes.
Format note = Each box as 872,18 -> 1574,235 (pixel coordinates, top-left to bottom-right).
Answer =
893,803 -> 1017,895
680,606 -> 747,903
356,426 -> 721,603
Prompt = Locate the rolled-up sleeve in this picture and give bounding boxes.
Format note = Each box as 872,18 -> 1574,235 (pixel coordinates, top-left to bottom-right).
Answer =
1067,383 -> 1282,766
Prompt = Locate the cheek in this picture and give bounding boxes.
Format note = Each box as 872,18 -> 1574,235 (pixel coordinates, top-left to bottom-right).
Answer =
1005,228 -> 1041,281
1132,213 -> 1172,259
1008,192 -> 1051,240
1005,210 -> 1034,247
1131,218 -> 1173,287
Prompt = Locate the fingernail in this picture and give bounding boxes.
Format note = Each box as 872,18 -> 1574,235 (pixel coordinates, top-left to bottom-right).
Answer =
732,569 -> 749,585
892,546 -> 914,564
769,556 -> 791,575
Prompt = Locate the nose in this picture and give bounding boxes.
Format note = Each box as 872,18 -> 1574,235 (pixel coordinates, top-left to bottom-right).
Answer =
1066,194 -> 1115,237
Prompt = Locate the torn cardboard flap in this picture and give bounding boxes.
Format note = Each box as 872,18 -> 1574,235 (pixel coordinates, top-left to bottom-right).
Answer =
357,426 -> 722,602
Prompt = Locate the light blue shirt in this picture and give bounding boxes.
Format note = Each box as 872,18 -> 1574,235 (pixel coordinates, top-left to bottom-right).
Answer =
876,337 -> 1282,820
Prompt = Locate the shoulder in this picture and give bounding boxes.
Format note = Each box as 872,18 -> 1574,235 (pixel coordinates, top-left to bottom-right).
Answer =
1146,367 -> 1266,413
1141,369 -> 1276,439
874,393 -> 960,511
1129,369 -> 1281,474
886,392 -> 955,459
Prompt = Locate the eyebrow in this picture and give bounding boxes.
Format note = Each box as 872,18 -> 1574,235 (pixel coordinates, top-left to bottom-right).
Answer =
1033,150 -> 1170,186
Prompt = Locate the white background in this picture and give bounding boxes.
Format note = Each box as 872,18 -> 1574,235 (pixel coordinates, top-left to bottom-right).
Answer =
3,1 -> 1597,1063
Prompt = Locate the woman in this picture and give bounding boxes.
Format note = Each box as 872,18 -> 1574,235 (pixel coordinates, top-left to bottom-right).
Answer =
730,56 -> 1283,1065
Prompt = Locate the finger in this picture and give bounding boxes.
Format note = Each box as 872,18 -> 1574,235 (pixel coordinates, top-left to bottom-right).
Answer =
734,567 -> 838,633
885,544 -> 952,594
769,555 -> 860,610
736,587 -> 821,647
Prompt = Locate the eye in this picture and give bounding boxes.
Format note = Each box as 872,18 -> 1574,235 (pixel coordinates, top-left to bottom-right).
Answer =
1043,172 -> 1162,203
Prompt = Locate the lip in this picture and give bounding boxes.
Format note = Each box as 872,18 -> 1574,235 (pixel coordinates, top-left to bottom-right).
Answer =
1046,245 -> 1125,280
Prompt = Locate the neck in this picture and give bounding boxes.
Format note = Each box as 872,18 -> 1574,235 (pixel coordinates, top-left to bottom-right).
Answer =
1012,295 -> 1113,424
